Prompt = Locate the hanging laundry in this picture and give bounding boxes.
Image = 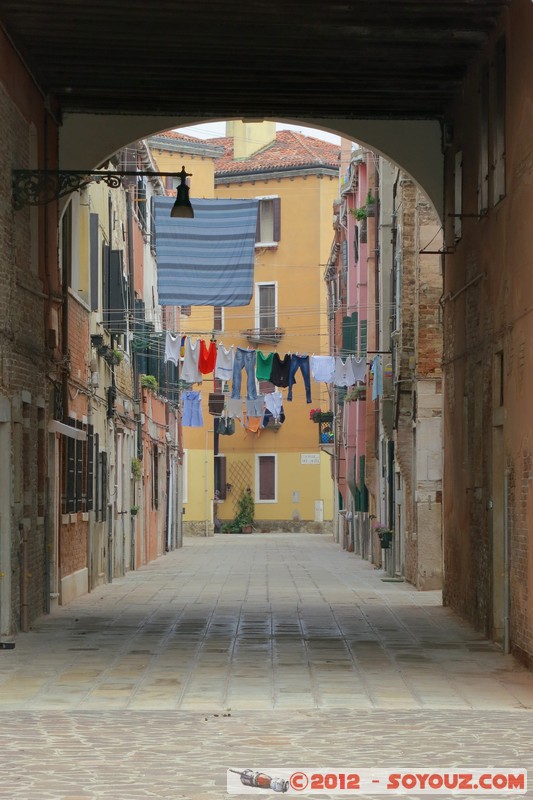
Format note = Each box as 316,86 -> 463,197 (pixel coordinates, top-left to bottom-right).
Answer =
198,339 -> 217,374
182,391 -> 203,427
244,415 -> 262,434
310,355 -> 335,383
265,391 -> 283,420
287,354 -> 312,403
371,355 -> 383,400
154,197 -> 258,307
181,338 -> 202,384
246,395 -> 265,418
333,356 -> 356,387
164,331 -> 181,366
270,353 -> 294,388
256,351 -> 274,381
262,407 -> 285,428
215,343 -> 235,381
226,397 -> 243,420
218,416 -> 235,436
208,393 -> 225,416
352,356 -> 367,383
231,347 -> 257,400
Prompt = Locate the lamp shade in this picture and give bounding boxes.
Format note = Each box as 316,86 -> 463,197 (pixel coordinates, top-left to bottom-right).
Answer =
170,166 -> 194,218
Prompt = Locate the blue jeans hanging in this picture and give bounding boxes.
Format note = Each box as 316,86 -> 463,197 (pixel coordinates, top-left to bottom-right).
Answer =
231,347 -> 258,400
287,354 -> 312,403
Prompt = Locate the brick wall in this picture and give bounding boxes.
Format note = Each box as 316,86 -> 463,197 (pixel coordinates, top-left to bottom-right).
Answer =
0,69 -> 59,632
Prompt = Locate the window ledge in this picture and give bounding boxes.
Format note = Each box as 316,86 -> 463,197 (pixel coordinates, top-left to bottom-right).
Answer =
255,242 -> 278,249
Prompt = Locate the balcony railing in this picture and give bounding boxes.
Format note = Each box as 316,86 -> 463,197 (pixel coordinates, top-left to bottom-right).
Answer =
242,327 -> 285,345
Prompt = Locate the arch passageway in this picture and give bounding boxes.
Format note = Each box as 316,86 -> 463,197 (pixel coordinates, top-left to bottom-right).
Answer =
2,535 -> 532,712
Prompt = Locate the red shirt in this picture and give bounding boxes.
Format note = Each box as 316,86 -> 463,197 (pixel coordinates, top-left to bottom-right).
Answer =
198,340 -> 217,374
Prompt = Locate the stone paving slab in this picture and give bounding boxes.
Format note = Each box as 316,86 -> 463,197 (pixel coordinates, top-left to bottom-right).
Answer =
1,534 -> 533,798
1,534 -> 533,712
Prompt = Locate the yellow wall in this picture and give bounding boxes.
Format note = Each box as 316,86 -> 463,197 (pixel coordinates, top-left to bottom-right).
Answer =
151,148 -> 216,198
151,130 -> 338,525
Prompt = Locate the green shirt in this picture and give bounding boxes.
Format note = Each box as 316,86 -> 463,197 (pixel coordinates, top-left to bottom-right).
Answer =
256,351 -> 274,381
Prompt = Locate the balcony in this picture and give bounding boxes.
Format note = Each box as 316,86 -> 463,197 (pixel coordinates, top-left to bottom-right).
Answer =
242,327 -> 285,346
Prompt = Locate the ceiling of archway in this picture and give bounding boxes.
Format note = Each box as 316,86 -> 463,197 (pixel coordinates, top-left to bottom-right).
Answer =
0,1 -> 508,120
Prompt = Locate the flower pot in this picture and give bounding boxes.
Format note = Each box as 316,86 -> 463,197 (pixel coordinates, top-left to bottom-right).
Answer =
242,524 -> 253,534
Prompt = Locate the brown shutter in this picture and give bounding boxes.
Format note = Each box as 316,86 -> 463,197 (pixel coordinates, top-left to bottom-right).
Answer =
259,455 -> 275,501
273,197 -> 281,242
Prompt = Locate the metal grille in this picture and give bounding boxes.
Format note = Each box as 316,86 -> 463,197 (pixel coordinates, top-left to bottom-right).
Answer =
228,459 -> 253,516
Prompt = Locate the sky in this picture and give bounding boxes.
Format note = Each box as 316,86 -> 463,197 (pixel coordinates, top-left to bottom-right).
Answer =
175,121 -> 341,144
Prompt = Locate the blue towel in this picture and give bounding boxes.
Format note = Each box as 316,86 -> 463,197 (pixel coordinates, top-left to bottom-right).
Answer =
154,197 -> 258,307
371,356 -> 383,400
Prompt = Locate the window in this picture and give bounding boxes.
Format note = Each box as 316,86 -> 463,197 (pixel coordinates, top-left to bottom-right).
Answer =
256,454 -> 277,502
256,282 -> 277,330
60,419 -> 90,515
492,37 -> 506,205
258,380 -> 276,394
255,197 -> 281,244
214,306 -> 224,333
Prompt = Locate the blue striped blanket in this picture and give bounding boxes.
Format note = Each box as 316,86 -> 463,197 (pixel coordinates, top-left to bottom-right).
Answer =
154,196 -> 258,307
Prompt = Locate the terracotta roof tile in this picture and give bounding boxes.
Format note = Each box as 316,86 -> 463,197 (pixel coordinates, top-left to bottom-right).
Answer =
212,130 -> 340,175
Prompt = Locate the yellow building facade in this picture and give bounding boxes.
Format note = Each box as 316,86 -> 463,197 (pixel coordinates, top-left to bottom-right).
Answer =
150,124 -> 338,533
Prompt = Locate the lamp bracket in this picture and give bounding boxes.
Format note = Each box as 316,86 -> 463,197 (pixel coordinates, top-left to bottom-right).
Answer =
12,169 -> 187,209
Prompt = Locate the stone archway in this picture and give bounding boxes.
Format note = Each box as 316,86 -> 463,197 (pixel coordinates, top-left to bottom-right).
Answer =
60,114 -> 443,219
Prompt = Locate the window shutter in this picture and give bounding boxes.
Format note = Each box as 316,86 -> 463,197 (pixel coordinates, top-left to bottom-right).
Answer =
102,243 -> 110,328
259,455 -> 275,501
75,420 -> 83,512
90,213 -> 99,311
341,315 -> 357,356
86,425 -> 94,511
215,455 -> 227,501
273,198 -> 281,242
66,418 -> 76,513
105,250 -> 127,334
259,285 -> 276,329
153,445 -> 159,509
100,451 -> 107,522
359,318 -> 367,356
94,433 -> 100,520
255,204 -> 261,242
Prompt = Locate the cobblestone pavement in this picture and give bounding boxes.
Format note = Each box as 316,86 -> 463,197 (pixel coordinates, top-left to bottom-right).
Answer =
1,534 -> 532,799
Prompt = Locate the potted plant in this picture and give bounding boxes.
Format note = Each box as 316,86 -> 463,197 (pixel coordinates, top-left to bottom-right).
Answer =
375,525 -> 393,549
310,408 -> 334,423
365,190 -> 376,216
140,374 -> 158,392
130,505 -> 140,516
345,385 -> 367,402
131,457 -> 142,480
222,487 -> 255,533
237,487 -> 255,533
350,206 -> 368,221
104,348 -> 124,366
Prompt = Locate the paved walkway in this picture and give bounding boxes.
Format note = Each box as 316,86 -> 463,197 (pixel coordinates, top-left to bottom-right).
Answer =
1,533 -> 533,799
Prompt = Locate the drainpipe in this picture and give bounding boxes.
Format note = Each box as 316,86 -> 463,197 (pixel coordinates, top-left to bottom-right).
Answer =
503,469 -> 510,654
